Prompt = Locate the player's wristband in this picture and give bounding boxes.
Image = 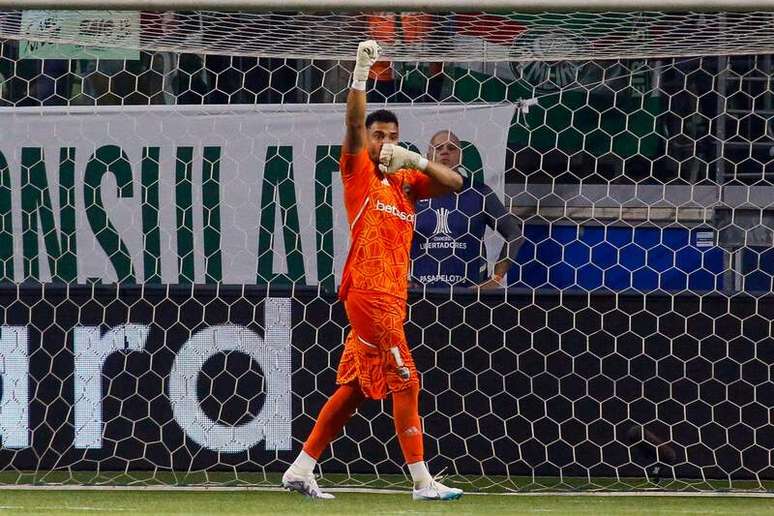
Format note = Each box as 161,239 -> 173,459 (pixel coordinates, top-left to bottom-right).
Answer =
351,79 -> 367,91
417,156 -> 429,171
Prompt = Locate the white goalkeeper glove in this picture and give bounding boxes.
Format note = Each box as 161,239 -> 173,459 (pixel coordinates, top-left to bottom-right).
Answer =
378,144 -> 429,175
352,40 -> 382,90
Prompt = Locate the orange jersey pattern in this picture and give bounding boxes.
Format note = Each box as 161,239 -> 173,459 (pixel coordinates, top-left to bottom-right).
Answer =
339,148 -> 433,300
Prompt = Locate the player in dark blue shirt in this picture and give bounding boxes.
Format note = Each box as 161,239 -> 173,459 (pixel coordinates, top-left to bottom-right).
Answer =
411,131 -> 523,289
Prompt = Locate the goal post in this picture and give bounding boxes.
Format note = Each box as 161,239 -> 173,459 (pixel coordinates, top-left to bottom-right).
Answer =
0,1 -> 772,493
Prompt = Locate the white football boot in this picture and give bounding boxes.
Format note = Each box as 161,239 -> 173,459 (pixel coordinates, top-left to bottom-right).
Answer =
281,468 -> 335,499
412,479 -> 463,501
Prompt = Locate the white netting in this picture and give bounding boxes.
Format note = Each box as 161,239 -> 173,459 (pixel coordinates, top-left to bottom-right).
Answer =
0,10 -> 773,61
0,5 -> 773,494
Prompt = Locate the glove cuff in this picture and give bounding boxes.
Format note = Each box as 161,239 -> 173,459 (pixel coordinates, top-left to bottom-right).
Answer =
417,156 -> 429,171
352,64 -> 371,83
351,79 -> 367,91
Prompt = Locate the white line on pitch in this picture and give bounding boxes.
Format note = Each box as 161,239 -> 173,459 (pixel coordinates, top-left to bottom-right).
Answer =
0,507 -> 130,512
38,507 -> 130,512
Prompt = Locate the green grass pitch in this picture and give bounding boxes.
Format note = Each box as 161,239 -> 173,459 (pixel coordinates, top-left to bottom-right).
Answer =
0,489 -> 772,515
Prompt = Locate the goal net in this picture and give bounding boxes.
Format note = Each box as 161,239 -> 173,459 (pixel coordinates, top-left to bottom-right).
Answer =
0,2 -> 772,493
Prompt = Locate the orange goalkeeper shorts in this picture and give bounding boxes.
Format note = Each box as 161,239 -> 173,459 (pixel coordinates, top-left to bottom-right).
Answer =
336,288 -> 419,400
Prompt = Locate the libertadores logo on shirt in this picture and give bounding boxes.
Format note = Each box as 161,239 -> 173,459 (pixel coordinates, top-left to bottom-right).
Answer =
433,207 -> 451,235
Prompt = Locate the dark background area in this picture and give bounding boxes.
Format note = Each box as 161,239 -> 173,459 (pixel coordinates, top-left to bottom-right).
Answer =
0,285 -> 770,485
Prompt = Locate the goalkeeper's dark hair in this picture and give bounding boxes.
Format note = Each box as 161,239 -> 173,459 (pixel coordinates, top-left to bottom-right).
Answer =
366,109 -> 399,129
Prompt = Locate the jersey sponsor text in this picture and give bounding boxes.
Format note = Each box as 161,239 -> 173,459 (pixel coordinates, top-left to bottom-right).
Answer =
375,199 -> 414,223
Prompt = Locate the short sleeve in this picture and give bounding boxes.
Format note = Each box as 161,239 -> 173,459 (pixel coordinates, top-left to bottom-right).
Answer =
339,148 -> 372,182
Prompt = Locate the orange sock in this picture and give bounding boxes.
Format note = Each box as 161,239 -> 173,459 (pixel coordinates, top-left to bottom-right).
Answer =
392,384 -> 424,464
303,383 -> 366,460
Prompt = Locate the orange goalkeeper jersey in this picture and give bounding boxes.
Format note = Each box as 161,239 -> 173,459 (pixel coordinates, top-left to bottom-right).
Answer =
339,148 -> 434,301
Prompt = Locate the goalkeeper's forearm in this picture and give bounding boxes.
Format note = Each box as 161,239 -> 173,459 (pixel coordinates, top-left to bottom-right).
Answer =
423,160 -> 464,193
378,144 -> 462,191
344,40 -> 381,152
343,86 -> 367,153
345,87 -> 366,131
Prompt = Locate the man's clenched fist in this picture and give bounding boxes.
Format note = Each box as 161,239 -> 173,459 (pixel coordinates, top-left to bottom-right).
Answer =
353,40 -> 382,83
378,144 -> 428,175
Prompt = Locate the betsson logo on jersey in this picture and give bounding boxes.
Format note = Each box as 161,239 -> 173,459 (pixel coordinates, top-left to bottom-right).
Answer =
375,200 -> 414,223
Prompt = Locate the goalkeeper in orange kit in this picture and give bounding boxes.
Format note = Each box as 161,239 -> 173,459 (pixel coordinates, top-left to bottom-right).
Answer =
282,40 -> 464,501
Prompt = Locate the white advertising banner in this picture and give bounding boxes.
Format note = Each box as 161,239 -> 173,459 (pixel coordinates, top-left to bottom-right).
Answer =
0,103 -> 514,285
